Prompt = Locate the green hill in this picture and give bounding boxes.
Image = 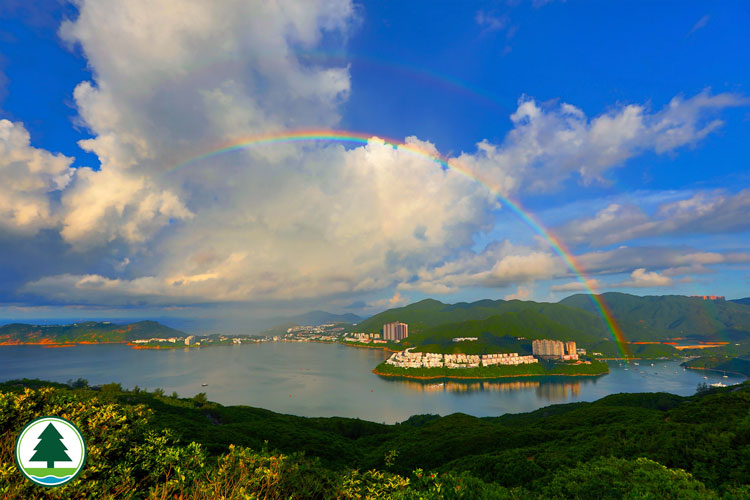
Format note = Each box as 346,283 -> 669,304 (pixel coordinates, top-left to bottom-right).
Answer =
354,298 -> 635,337
683,355 -> 750,377
0,320 -> 186,344
560,293 -> 750,342
354,297 -> 670,356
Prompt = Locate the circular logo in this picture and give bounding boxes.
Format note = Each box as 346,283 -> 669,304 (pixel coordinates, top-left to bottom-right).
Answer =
15,416 -> 87,487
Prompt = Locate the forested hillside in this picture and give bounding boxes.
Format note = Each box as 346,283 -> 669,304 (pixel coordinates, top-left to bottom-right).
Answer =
0,321 -> 185,344
354,298 -> 655,339
561,293 -> 750,341
2,379 -> 749,499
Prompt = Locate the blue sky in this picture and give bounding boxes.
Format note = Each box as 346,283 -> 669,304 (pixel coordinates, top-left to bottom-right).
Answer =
0,1 -> 748,330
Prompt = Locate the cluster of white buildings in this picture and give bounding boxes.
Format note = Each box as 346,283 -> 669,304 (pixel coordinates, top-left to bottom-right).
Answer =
480,352 -> 538,366
452,337 -> 478,342
132,337 -> 181,344
385,348 -> 539,369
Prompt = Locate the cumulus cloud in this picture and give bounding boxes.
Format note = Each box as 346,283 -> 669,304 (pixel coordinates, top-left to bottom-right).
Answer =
559,189 -> 750,247
0,120 -> 74,233
614,268 -> 673,288
456,91 -> 748,194
505,285 -> 533,300
398,241 -> 563,294
56,0 -> 354,248
7,2 -> 749,309
549,278 -> 604,292
394,240 -> 750,297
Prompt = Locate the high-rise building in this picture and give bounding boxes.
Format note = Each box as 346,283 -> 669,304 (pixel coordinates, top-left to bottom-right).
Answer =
185,335 -> 195,345
532,339 -> 569,358
383,321 -> 409,342
565,341 -> 577,356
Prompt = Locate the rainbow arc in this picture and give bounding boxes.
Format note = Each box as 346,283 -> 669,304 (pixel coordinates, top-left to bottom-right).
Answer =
168,129 -> 631,358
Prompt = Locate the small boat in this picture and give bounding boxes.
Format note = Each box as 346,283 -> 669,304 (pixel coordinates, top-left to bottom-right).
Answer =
201,383 -> 208,387
650,363 -> 654,367
723,375 -> 729,378
633,362 -> 639,366
710,382 -> 727,388
703,376 -> 708,379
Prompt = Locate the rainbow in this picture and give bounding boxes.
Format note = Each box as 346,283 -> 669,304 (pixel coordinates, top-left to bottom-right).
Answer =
169,130 -> 631,358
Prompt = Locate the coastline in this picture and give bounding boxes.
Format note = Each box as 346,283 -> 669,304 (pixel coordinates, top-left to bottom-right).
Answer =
372,365 -> 609,381
336,341 -> 400,353
682,365 -> 749,379
0,340 -> 127,347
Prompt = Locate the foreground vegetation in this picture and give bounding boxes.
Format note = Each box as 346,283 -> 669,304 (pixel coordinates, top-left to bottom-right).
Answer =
2,378 -> 750,498
374,359 -> 609,379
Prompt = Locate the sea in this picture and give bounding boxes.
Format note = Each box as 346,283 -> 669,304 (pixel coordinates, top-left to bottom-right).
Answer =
0,342 -> 743,424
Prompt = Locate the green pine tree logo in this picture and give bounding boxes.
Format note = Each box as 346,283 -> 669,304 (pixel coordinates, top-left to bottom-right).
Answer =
31,423 -> 72,469
15,416 -> 87,487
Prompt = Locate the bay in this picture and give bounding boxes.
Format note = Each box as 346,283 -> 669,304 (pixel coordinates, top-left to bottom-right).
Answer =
0,342 -> 743,423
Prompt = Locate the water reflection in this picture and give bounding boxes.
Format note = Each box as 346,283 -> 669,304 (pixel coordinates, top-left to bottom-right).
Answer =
535,380 -> 582,402
385,377 -> 598,403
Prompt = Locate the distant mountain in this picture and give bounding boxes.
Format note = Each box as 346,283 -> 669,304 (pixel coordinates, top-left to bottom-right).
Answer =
354,298 -> 652,337
731,298 -> 750,306
353,298 -> 655,356
0,321 -> 186,344
560,293 -> 750,341
261,310 -> 363,333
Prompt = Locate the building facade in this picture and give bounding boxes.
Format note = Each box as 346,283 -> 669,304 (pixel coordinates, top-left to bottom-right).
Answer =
532,339 -> 578,360
383,321 -> 409,342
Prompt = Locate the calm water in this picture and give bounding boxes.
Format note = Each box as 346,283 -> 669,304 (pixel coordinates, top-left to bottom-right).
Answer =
0,342 -> 744,423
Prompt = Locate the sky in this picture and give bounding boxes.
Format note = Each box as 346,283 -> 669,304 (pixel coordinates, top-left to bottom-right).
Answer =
0,0 -> 749,331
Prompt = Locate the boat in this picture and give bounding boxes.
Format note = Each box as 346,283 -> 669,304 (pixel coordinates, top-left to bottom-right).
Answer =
633,362 -> 639,366
723,375 -> 729,378
710,382 -> 727,388
703,376 -> 708,379
201,383 -> 208,387
650,363 -> 654,367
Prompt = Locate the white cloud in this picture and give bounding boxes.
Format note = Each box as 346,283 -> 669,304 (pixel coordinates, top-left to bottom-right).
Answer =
7,2 -> 749,308
505,285 -> 533,300
456,91 -> 748,194
549,278 -> 604,292
475,10 -> 508,32
688,15 -> 710,36
0,120 -> 74,233
56,0 -> 354,248
559,189 -> 750,247
614,268 -> 673,288
398,241 -> 563,294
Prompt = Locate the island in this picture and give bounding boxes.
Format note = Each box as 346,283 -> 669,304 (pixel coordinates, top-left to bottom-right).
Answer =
374,345 -> 609,380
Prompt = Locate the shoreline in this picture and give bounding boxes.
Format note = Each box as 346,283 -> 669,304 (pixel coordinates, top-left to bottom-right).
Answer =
336,341 -> 400,353
0,341 -> 127,347
372,367 -> 608,381
682,365 -> 749,379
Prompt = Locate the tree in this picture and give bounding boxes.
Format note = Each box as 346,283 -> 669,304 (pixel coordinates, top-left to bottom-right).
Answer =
30,423 -> 71,469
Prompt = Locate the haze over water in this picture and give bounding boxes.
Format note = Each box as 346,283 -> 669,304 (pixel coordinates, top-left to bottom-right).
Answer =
1,342 -> 743,424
